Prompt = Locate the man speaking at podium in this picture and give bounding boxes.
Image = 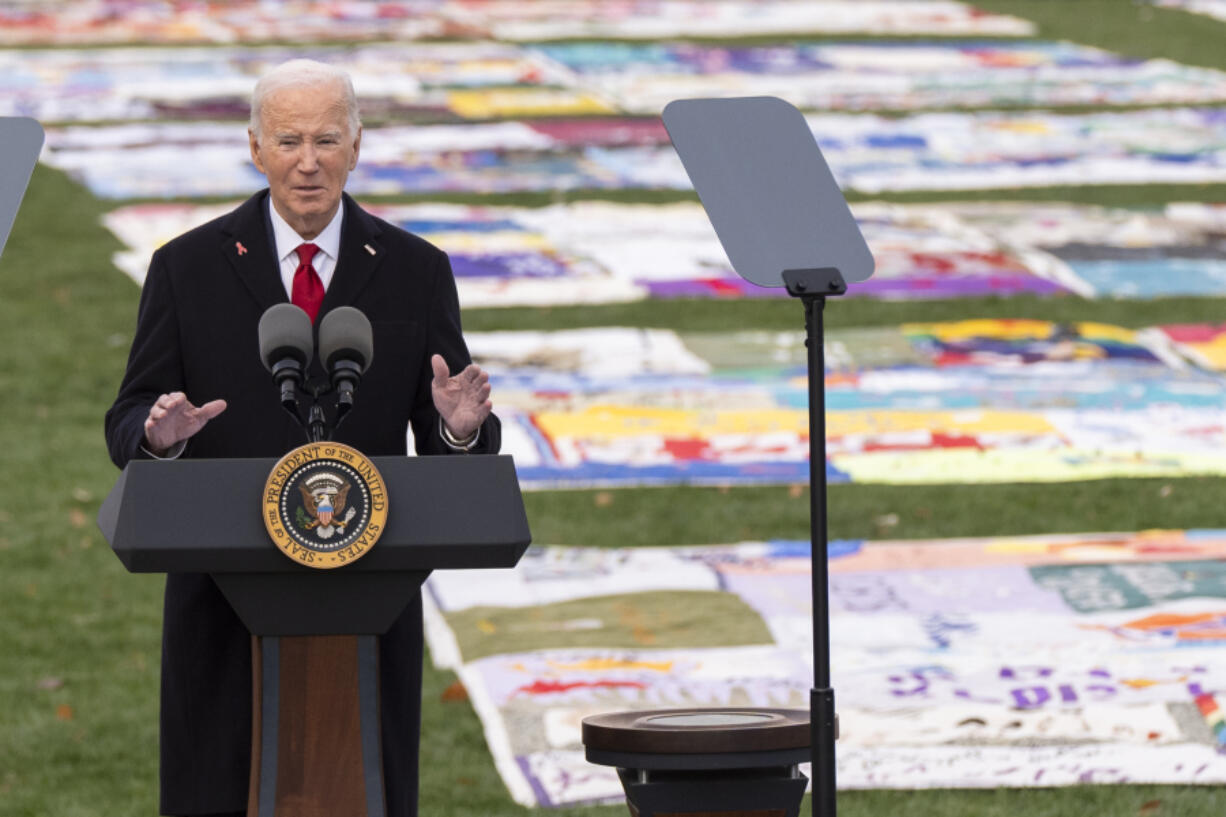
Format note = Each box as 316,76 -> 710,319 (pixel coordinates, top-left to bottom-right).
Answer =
105,60 -> 500,817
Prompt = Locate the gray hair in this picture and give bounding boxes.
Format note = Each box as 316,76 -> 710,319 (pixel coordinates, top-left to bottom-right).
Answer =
249,59 -> 361,137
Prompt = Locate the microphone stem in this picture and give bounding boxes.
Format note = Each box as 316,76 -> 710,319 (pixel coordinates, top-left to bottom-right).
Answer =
307,402 -> 328,443
279,378 -> 299,411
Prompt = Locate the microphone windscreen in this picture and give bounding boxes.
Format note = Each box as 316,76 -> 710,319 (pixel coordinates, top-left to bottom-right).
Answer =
319,306 -> 374,372
258,303 -> 314,371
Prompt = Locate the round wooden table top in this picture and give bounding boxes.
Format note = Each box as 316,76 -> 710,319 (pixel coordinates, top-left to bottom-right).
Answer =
582,707 -> 810,755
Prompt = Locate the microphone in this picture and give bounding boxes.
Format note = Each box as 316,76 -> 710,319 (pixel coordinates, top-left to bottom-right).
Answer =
318,306 -> 374,419
258,303 -> 314,412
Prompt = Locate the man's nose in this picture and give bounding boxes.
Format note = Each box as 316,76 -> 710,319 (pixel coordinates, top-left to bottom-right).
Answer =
296,143 -> 320,172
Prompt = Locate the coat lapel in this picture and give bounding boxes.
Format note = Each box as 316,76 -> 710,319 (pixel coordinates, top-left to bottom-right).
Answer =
321,194 -> 385,316
217,190 -> 285,313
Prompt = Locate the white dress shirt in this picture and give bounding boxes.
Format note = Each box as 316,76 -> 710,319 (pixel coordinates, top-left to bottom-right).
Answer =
268,198 -> 343,296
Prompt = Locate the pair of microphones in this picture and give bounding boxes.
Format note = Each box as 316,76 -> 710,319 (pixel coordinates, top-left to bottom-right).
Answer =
257,303 -> 373,440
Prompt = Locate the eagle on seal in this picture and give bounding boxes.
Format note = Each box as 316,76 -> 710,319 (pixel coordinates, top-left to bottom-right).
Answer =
299,480 -> 351,529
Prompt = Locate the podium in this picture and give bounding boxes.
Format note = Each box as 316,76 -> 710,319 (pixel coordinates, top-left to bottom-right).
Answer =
99,453 -> 531,817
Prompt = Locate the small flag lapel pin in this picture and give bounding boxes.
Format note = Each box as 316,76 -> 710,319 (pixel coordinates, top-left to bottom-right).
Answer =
364,243 -> 376,256
236,241 -> 248,256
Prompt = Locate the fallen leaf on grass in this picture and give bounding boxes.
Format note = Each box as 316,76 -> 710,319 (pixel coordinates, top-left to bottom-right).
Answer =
56,704 -> 74,721
68,509 -> 88,528
594,492 -> 614,508
788,484 -> 805,499
441,681 -> 469,703
1139,800 -> 1162,815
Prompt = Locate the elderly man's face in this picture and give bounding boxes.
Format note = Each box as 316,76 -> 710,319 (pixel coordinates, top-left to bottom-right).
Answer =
249,82 -> 360,240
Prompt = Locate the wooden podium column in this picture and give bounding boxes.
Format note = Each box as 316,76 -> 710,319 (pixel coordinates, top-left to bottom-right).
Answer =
248,635 -> 385,817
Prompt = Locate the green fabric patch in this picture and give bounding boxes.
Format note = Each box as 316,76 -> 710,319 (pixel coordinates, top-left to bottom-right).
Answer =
1030,560 -> 1226,613
443,590 -> 773,662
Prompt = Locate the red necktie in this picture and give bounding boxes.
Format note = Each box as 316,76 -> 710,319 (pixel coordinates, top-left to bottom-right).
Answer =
291,242 -> 324,322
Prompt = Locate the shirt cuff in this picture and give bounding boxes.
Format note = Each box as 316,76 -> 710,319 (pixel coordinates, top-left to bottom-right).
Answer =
439,417 -> 480,451
140,438 -> 186,460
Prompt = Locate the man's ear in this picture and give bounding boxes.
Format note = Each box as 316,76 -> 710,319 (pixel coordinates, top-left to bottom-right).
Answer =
350,126 -> 362,170
248,129 -> 266,174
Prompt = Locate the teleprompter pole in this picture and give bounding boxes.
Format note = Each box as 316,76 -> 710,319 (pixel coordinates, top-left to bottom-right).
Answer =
782,267 -> 846,817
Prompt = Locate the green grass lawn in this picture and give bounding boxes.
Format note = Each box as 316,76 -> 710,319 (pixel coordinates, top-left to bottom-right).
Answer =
973,0 -> 1226,71
5,1 -> 1226,814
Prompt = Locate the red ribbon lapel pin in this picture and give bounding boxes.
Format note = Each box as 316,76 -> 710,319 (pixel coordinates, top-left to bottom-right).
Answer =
236,241 -> 248,256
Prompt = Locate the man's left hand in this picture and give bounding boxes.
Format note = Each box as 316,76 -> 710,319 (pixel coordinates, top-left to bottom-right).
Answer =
430,354 -> 492,441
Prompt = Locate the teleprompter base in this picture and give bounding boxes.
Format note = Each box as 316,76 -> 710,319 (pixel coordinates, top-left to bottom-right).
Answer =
583,708 -> 811,817
617,766 -> 807,817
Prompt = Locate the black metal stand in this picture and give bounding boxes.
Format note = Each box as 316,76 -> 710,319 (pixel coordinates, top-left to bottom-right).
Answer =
616,766 -> 808,817
781,266 -> 846,817
285,378 -> 352,443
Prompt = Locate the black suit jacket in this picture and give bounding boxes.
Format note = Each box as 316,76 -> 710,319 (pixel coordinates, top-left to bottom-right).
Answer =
105,190 -> 498,816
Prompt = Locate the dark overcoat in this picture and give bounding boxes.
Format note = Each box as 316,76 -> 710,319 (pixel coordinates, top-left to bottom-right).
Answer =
104,189 -> 500,816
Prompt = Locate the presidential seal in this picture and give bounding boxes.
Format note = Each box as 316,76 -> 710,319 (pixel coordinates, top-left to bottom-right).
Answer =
263,442 -> 387,569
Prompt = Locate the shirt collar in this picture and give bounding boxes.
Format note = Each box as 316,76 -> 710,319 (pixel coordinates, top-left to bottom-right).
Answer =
268,197 -> 344,264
